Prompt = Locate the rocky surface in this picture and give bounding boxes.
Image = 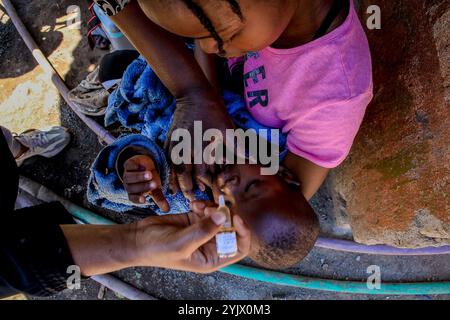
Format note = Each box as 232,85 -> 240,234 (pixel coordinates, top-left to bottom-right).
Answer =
331,0 -> 450,247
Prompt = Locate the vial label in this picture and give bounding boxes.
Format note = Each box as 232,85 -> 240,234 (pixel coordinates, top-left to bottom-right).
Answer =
216,232 -> 237,256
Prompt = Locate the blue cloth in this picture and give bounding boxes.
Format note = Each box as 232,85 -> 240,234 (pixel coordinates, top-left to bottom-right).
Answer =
88,56 -> 287,214
87,134 -> 209,214
105,56 -> 175,144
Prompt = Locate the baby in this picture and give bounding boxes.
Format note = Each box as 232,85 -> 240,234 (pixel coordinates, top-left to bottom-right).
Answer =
118,144 -> 319,269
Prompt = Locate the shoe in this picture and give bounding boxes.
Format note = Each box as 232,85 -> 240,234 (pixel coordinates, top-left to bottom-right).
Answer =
15,126 -> 71,166
68,67 -> 109,116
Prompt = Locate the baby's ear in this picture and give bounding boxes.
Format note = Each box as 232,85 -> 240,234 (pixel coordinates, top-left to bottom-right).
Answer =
278,166 -> 301,187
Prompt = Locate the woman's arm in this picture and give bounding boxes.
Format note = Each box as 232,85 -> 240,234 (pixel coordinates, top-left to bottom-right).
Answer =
60,224 -> 135,277
283,152 -> 329,201
61,203 -> 250,276
110,1 -> 216,101
194,40 -> 221,94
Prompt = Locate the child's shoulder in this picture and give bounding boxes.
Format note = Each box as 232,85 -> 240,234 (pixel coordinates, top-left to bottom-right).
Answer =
254,3 -> 372,97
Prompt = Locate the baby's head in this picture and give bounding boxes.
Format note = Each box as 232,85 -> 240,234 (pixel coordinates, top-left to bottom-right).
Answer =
213,163 -> 319,269
137,0 -> 298,58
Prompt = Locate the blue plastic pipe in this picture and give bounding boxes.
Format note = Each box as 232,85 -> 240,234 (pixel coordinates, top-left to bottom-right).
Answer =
315,238 -> 450,256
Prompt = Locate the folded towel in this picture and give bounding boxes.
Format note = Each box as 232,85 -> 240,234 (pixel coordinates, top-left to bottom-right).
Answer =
87,134 -> 209,214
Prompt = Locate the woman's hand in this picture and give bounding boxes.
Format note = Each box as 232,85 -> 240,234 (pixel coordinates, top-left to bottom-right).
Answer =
131,201 -> 250,273
165,92 -> 235,200
63,202 -> 250,276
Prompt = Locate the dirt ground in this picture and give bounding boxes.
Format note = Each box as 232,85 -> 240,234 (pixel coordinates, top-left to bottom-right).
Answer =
1,0 -> 449,300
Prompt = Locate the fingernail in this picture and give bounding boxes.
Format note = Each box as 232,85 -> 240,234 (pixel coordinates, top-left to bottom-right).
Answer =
144,173 -> 151,180
199,183 -> 206,192
150,181 -> 158,189
139,197 -> 145,204
211,211 -> 226,226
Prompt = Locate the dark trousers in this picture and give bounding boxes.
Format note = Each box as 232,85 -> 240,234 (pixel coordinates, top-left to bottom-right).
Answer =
0,132 -> 75,298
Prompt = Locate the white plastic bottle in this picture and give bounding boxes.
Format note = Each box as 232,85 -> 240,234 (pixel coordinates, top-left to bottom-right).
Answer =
215,195 -> 238,258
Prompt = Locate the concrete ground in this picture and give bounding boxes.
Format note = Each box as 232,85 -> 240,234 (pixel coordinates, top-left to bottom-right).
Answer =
1,0 -> 449,300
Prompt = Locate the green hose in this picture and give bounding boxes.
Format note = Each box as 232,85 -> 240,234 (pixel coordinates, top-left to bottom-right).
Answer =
65,203 -> 450,295
65,202 -> 116,226
220,264 -> 450,295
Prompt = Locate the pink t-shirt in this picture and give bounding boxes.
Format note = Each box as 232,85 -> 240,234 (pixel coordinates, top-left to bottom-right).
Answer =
229,0 -> 373,168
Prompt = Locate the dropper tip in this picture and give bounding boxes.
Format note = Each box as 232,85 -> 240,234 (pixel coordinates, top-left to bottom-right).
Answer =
218,195 -> 226,207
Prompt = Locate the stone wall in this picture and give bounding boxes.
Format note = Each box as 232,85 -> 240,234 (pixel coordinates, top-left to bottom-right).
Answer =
331,0 -> 450,247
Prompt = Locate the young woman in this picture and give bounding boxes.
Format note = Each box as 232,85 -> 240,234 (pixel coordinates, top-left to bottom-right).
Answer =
93,0 -> 373,201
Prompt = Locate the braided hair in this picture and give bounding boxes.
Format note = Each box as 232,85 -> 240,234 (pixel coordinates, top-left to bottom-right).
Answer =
225,0 -> 244,20
181,0 -> 243,55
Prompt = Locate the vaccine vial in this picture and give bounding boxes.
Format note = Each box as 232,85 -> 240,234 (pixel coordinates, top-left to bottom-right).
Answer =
215,195 -> 238,258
